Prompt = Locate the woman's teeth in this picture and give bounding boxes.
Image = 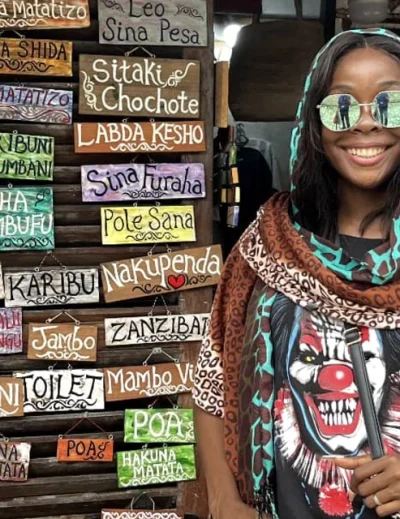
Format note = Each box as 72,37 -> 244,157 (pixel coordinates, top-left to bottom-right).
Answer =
347,147 -> 386,158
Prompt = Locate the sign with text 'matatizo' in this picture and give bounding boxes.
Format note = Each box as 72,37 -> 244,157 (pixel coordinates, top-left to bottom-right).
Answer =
101,511 -> 182,519
124,409 -> 195,443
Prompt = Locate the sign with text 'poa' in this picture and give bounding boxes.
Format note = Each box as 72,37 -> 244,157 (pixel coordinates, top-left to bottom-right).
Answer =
124,409 -> 195,443
0,441 -> 30,481
0,307 -> 22,354
102,511 -> 182,519
0,377 -> 24,417
57,438 -> 113,462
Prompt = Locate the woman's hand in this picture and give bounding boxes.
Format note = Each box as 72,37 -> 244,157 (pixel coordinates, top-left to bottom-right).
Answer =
334,455 -> 400,517
211,497 -> 266,519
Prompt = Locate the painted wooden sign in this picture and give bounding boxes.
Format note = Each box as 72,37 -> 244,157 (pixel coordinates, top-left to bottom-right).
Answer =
0,38 -> 72,77
0,377 -> 24,417
4,268 -> 99,307
101,205 -> 196,246
0,187 -> 54,251
124,409 -> 195,443
0,0 -> 90,29
117,445 -> 196,488
74,121 -> 206,154
81,163 -> 205,203
15,369 -> 105,413
102,511 -> 182,519
28,323 -> 98,362
0,308 -> 22,354
0,441 -> 30,482
0,263 -> 4,299
101,245 -> 222,303
98,0 -> 207,47
105,313 -> 210,346
57,438 -> 113,462
79,55 -> 199,119
104,362 -> 194,402
0,85 -> 73,124
0,132 -> 54,181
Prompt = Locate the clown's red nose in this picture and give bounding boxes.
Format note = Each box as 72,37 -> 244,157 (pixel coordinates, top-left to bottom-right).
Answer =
318,364 -> 354,391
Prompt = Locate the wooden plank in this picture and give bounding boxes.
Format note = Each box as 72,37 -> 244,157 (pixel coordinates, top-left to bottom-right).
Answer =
124,409 -> 195,443
100,245 -> 222,303
98,0 -> 207,47
215,61 -> 229,128
0,441 -> 30,482
105,313 -> 209,346
0,377 -> 24,417
102,511 -> 182,519
79,55 -> 200,119
57,438 -> 114,462
0,0 -> 90,29
4,268 -> 100,307
0,38 -> 73,77
101,205 -> 196,245
117,445 -> 196,488
0,307 -> 22,354
81,163 -> 206,202
27,323 -> 98,362
0,85 -> 73,124
0,187 -> 54,251
104,362 -> 194,402
74,121 -> 206,153
15,369 -> 105,413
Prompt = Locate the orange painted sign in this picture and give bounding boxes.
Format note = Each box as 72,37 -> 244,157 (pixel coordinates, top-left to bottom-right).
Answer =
57,438 -> 114,462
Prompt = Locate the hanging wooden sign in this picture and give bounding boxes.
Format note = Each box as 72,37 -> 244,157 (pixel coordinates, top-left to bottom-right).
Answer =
101,205 -> 196,246
15,369 -> 105,413
0,263 -> 4,299
104,362 -> 194,402
0,38 -> 73,77
4,268 -> 100,307
102,511 -> 182,519
79,55 -> 199,119
57,438 -> 113,462
0,308 -> 22,354
28,323 -> 98,362
0,441 -> 30,482
0,85 -> 73,124
105,313 -> 210,346
98,0 -> 207,47
0,377 -> 24,417
0,187 -> 54,251
101,245 -> 222,303
117,445 -> 196,488
124,409 -> 195,444
74,121 -> 206,154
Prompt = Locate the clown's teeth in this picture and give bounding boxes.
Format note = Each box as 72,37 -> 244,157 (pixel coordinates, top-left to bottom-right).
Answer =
339,400 -> 343,412
342,413 -> 348,425
332,401 -> 337,412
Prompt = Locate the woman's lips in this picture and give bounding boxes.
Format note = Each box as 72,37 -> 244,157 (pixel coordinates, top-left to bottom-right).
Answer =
343,146 -> 389,167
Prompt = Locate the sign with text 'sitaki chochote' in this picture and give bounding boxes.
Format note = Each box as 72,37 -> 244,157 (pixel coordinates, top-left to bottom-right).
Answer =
0,377 -> 24,417
0,307 -> 22,354
0,441 -> 30,481
101,510 -> 183,519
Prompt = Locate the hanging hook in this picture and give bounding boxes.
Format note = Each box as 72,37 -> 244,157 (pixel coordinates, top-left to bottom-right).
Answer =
45,311 -> 80,326
143,347 -> 179,366
124,46 -> 156,58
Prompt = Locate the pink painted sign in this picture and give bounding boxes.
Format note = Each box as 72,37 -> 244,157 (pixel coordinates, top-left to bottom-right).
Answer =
81,163 -> 205,202
0,307 -> 22,354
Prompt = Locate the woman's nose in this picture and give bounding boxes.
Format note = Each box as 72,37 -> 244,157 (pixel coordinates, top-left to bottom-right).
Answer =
352,105 -> 382,133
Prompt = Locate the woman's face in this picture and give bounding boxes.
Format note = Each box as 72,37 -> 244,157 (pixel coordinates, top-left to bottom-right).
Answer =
322,47 -> 400,190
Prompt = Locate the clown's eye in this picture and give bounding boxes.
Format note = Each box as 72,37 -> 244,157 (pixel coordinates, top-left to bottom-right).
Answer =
305,355 -> 315,363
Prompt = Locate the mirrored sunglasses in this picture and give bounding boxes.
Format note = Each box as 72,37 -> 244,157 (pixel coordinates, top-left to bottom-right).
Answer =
317,91 -> 400,132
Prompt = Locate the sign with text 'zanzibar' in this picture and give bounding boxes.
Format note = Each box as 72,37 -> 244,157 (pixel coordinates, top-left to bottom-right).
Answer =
102,511 -> 182,519
0,38 -> 72,76
0,307 -> 22,354
124,409 -> 195,443
0,441 -> 30,481
0,377 -> 24,417
79,55 -> 200,119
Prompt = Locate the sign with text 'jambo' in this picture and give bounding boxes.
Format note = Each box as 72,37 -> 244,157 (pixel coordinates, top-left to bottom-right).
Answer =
79,55 -> 199,119
0,307 -> 22,354
57,438 -> 114,462
117,445 -> 196,488
0,85 -> 73,124
4,268 -> 100,307
0,38 -> 72,76
100,245 -> 223,303
74,121 -> 206,154
0,377 -> 24,417
0,187 -> 54,251
98,0 -> 207,47
81,163 -> 206,203
102,511 -> 182,519
0,441 -> 30,481
101,205 -> 196,246
15,369 -> 105,413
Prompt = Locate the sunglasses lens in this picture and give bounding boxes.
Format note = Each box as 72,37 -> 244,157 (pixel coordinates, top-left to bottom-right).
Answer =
319,94 -> 360,131
374,91 -> 400,128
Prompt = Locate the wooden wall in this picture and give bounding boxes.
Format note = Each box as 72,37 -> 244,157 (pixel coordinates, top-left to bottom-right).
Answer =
0,0 -> 214,517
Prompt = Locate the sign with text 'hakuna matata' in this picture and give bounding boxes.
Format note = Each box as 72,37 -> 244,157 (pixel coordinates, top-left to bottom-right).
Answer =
0,441 -> 30,481
124,409 -> 195,443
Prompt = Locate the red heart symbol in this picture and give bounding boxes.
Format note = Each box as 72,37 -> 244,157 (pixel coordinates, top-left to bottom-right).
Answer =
168,274 -> 186,289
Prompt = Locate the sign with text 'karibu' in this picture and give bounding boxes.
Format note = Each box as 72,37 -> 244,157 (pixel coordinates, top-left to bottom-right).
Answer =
0,38 -> 72,76
0,85 -> 73,124
0,441 -> 30,481
28,323 -> 98,362
102,511 -> 182,519
0,0 -> 90,29
15,369 -> 105,413
124,409 -> 195,443
104,362 -> 194,402
0,377 -> 24,417
57,438 -> 113,462
117,445 -> 196,488
0,132 -> 54,180
74,121 -> 205,154
105,313 -> 209,346
101,245 -> 222,303
79,55 -> 199,119
5,268 -> 99,307
0,187 -> 54,251
98,0 -> 207,47
0,307 -> 22,354
101,205 -> 196,246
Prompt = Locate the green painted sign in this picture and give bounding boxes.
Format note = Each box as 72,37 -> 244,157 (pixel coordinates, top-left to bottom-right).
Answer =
0,133 -> 54,181
124,409 -> 195,444
117,445 -> 196,488
0,187 -> 54,251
